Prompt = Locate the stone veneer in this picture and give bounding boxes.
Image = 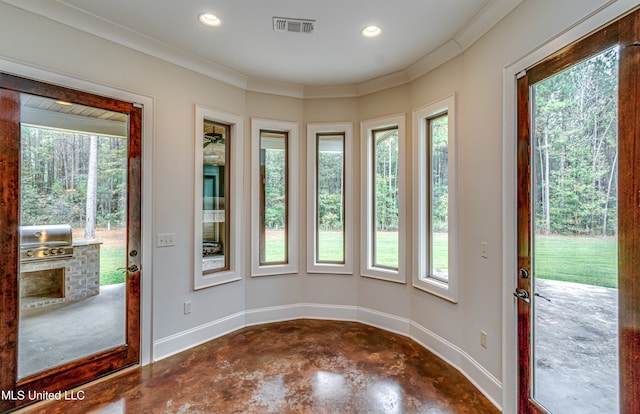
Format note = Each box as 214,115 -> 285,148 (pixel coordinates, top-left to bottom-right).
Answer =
20,241 -> 102,310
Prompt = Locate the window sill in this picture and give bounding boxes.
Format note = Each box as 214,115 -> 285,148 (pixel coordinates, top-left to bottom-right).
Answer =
413,276 -> 458,303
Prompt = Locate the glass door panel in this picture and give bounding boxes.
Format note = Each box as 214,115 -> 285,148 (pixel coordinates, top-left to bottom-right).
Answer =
17,93 -> 128,379
529,47 -> 619,413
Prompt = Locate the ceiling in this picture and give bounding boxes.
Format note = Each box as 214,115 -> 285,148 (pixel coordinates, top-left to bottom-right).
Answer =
3,0 -> 523,96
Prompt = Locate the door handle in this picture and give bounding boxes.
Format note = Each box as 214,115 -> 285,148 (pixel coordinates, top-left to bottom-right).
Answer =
513,289 -> 530,303
127,264 -> 139,280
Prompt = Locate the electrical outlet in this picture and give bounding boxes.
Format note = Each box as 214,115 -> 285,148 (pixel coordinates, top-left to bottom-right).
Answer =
480,330 -> 487,349
184,301 -> 192,315
480,241 -> 488,259
157,233 -> 176,247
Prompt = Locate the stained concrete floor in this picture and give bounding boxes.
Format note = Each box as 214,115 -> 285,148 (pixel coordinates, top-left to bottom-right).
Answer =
17,280 -> 619,413
18,284 -> 126,379
27,320 -> 499,414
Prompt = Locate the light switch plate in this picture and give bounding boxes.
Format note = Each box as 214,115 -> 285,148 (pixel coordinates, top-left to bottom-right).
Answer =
157,233 -> 176,247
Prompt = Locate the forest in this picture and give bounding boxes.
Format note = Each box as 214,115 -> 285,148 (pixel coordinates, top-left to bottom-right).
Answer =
533,48 -> 618,237
20,126 -> 127,233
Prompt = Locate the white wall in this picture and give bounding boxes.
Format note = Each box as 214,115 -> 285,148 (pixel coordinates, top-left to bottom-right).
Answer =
0,0 -> 636,411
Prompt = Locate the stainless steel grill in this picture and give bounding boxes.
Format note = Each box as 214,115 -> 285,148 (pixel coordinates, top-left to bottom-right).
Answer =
19,224 -> 74,262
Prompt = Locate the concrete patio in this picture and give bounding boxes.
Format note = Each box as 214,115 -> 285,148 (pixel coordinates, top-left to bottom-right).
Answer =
534,278 -> 618,414
18,283 -> 125,379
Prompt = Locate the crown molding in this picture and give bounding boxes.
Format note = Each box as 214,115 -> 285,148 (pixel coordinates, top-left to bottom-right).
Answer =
246,78 -> 305,99
454,0 -> 523,50
2,0 -> 524,99
1,0 -> 250,90
356,70 -> 412,97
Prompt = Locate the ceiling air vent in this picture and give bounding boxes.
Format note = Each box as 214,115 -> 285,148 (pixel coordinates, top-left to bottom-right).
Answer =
273,17 -> 315,34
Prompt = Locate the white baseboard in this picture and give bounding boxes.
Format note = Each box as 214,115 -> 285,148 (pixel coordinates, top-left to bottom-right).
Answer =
152,304 -> 502,411
302,303 -> 359,321
410,321 -> 503,410
357,307 -> 411,336
153,311 -> 244,360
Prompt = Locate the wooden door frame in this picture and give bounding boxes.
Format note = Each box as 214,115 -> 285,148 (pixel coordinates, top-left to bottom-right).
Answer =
516,9 -> 639,413
0,73 -> 142,412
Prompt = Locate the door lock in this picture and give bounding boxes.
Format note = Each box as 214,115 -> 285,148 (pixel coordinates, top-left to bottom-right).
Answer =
519,268 -> 529,279
513,289 -> 530,303
127,264 -> 139,280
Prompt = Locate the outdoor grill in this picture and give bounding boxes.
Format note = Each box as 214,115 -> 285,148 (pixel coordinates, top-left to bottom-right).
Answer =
19,224 -> 74,262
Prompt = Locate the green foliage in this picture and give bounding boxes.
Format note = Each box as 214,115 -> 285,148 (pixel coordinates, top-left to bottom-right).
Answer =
264,149 -> 286,230
317,150 -> 344,231
20,127 -> 127,228
375,131 -> 399,232
533,48 -> 618,236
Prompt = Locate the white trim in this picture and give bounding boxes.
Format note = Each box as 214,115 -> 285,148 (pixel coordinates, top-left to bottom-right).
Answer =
153,311 -> 245,360
2,0 -> 522,99
357,307 -> 411,336
501,2 -> 635,412
306,122 -> 354,275
152,305 -> 501,411
410,321 -> 503,410
411,94 -> 459,303
360,114 -> 407,284
251,118 -> 300,277
0,57 -> 155,366
193,106 -> 244,289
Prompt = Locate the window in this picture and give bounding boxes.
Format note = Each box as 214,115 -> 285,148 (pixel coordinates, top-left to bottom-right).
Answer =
202,120 -> 230,273
260,130 -> 288,265
412,95 -> 458,302
307,123 -> 353,274
361,114 -> 406,283
251,118 -> 299,276
194,105 -> 244,289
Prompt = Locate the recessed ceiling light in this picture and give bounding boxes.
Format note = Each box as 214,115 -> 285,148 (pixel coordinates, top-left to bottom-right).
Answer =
362,25 -> 381,38
199,13 -> 222,27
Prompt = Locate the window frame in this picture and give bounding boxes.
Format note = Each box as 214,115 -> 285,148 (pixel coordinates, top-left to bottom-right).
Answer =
259,129 -> 289,266
194,105 -> 244,289
251,118 -> 299,277
306,122 -> 353,274
360,114 -> 406,284
412,95 -> 458,302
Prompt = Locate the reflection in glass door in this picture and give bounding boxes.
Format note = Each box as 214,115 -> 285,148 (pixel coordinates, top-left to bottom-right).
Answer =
529,48 -> 619,413
17,93 -> 128,379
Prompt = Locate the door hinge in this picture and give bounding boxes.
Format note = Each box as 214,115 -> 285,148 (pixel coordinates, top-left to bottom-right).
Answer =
516,70 -> 527,79
133,103 -> 143,108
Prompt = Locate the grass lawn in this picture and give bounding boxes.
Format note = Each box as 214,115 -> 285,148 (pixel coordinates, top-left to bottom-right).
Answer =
534,234 -> 618,288
100,246 -> 126,285
267,231 -> 615,288
266,230 -> 449,271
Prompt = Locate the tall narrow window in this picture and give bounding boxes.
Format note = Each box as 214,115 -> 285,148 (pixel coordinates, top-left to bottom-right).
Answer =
372,127 -> 399,270
202,120 -> 230,274
428,114 -> 449,281
412,95 -> 457,302
260,130 -> 288,265
361,115 -> 406,283
194,106 -> 244,289
251,118 -> 299,277
307,123 -> 353,274
316,133 -> 345,263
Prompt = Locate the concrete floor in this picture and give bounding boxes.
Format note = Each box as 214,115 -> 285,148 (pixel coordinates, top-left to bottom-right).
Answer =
18,284 -> 125,379
28,320 -> 500,414
17,280 -> 619,413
